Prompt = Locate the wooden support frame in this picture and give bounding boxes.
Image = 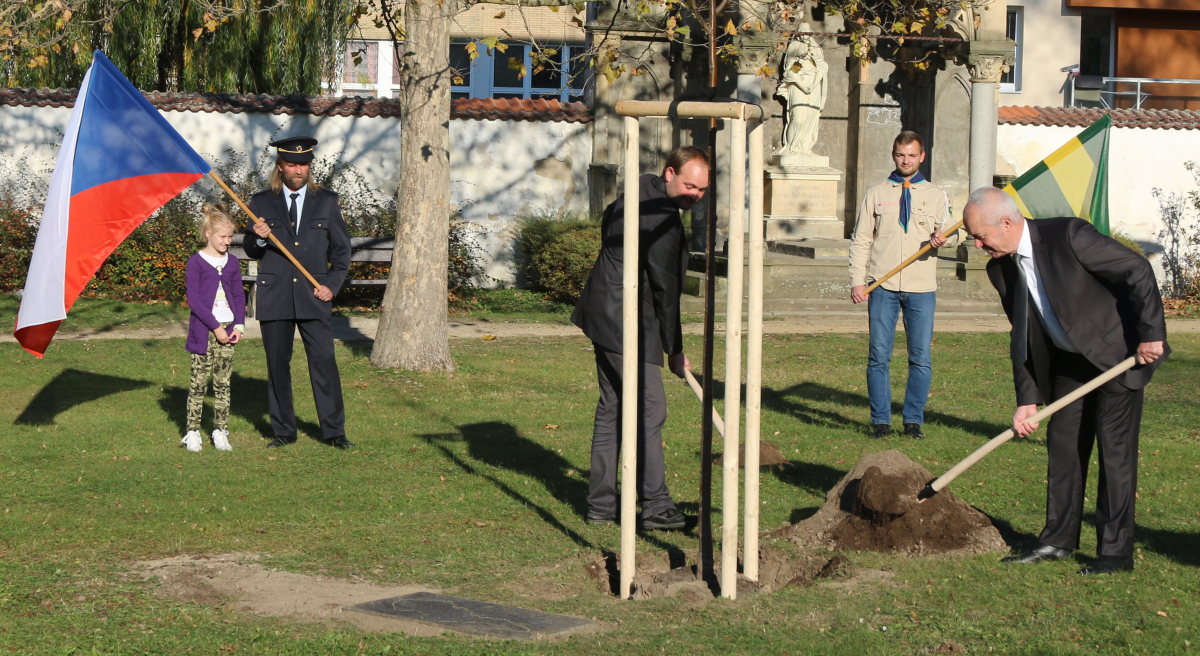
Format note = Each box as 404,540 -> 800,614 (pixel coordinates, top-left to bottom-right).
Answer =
614,101 -> 765,600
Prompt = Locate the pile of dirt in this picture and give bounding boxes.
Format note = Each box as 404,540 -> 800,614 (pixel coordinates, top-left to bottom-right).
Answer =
772,450 -> 1007,557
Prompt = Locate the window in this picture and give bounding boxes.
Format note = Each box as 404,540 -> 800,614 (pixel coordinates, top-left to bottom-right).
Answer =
1000,7 -> 1022,93
1080,13 -> 1113,78
450,42 -> 588,102
344,41 -> 379,85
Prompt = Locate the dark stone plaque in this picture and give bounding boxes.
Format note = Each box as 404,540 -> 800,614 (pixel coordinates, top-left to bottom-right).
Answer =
346,592 -> 596,640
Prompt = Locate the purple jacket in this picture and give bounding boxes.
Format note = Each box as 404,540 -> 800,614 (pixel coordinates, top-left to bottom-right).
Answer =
186,252 -> 247,354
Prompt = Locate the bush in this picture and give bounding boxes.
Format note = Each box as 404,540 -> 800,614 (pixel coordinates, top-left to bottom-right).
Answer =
517,212 -> 601,303
1111,231 -> 1145,257
1155,162 -> 1200,300
533,227 -> 601,304
0,198 -> 37,294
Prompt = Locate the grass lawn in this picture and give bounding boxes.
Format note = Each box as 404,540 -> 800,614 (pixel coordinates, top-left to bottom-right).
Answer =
0,294 -> 192,334
0,331 -> 1197,655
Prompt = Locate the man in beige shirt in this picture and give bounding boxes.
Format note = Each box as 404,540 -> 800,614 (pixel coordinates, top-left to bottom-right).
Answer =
849,131 -> 959,439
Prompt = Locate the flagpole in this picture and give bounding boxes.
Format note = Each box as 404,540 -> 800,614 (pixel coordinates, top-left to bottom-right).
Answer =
207,170 -> 321,290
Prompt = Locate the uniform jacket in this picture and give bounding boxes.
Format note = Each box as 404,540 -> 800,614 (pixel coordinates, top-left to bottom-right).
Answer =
571,174 -> 687,366
849,177 -> 960,292
242,186 -> 351,321
987,217 -> 1170,406
185,252 -> 247,354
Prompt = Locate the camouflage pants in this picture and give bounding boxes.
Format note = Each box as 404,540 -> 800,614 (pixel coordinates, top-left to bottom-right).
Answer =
186,330 -> 236,432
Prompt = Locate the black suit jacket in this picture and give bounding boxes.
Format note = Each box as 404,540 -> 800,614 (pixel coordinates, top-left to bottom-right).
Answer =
243,186 -> 352,321
571,174 -> 688,366
986,217 -> 1169,406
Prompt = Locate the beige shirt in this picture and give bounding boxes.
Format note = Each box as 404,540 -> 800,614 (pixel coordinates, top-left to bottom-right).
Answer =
848,177 -> 960,293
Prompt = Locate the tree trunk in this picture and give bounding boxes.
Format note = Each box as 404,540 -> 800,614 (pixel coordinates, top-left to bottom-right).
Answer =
370,0 -> 455,371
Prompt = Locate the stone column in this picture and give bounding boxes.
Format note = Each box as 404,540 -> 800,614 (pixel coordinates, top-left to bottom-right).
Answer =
966,49 -> 1011,193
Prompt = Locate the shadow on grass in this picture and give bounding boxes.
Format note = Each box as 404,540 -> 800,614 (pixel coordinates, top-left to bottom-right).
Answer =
421,421 -> 692,560
1135,525 -> 1200,568
760,381 -> 1005,438
157,373 -> 323,442
14,369 -> 152,426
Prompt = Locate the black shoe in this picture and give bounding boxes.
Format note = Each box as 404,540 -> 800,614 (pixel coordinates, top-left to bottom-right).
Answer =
266,436 -> 296,448
325,436 -> 355,450
1079,555 -> 1134,575
1001,544 -> 1073,564
871,424 -> 891,439
586,511 -> 617,526
904,423 -> 925,439
637,508 -> 697,531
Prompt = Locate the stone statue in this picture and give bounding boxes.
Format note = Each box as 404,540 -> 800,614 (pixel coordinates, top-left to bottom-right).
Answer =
775,30 -> 829,166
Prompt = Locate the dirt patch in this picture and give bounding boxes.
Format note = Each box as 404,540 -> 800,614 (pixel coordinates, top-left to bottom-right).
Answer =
771,450 -> 1007,557
132,553 -> 446,636
714,441 -> 790,468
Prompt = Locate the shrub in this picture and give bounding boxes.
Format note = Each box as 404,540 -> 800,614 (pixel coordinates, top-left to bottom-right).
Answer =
0,197 -> 37,294
1155,162 -> 1200,300
531,221 -> 601,304
1111,231 -> 1145,257
517,212 -> 600,301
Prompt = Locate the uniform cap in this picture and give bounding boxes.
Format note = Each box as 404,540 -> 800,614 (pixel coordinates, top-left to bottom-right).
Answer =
270,136 -> 317,163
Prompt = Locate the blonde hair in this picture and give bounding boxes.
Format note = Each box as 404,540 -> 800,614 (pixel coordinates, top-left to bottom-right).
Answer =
270,155 -> 322,195
200,206 -> 236,237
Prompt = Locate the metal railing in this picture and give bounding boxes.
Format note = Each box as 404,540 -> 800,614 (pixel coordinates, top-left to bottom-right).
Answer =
1069,75 -> 1200,110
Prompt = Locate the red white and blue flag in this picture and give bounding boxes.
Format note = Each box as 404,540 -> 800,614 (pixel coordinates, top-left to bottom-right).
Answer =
14,50 -> 210,357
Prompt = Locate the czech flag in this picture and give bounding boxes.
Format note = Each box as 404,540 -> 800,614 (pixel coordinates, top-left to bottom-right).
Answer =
14,51 -> 210,357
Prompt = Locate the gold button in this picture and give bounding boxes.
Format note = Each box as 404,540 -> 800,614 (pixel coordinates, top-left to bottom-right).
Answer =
295,241 -> 299,246
293,278 -> 298,282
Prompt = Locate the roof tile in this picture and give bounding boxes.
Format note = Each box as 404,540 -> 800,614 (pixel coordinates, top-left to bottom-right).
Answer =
999,105 -> 1200,130
0,87 -> 591,123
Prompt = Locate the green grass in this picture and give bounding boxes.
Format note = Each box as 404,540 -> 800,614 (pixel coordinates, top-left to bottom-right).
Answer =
1,332 -> 1198,654
0,294 -> 191,333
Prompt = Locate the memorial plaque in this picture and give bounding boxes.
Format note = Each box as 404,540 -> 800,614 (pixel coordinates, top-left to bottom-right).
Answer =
764,177 -> 838,216
346,592 -> 596,640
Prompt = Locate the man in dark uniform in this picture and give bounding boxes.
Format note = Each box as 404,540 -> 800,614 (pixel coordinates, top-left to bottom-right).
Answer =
245,136 -> 354,449
963,186 -> 1168,574
571,145 -> 708,531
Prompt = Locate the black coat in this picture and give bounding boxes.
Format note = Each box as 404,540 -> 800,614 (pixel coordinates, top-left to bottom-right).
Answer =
986,217 -> 1169,406
571,174 -> 687,366
243,186 -> 352,321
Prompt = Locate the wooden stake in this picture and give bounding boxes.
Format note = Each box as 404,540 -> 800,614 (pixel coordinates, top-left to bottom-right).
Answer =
863,219 -> 964,294
924,356 -> 1138,497
721,118 -> 746,600
619,115 -> 641,600
743,120 -> 765,583
208,170 -> 321,290
684,369 -> 725,437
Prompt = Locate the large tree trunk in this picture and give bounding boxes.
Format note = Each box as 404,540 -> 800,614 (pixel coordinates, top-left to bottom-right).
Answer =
370,0 -> 455,371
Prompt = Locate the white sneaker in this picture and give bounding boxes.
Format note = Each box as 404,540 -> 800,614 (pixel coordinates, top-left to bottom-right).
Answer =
211,429 -> 232,452
182,430 -> 202,452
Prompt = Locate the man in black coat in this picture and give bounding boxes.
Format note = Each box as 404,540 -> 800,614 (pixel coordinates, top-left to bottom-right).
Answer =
571,146 -> 709,531
962,187 -> 1168,574
245,136 -> 354,449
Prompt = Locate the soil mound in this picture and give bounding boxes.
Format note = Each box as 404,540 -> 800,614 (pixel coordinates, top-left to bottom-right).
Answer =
714,440 -> 789,468
772,450 -> 1006,557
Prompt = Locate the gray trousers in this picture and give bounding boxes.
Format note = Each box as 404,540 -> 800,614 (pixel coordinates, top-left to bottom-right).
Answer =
588,344 -> 676,518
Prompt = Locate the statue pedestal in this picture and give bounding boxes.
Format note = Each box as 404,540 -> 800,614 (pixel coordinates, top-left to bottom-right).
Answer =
763,164 -> 844,240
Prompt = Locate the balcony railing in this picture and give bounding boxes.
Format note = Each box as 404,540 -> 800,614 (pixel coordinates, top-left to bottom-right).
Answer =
1068,75 -> 1200,110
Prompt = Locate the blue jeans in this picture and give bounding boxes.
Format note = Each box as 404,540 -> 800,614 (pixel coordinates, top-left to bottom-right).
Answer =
867,289 -> 936,426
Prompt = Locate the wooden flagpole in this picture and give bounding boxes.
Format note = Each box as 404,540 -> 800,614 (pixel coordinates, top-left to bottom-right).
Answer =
208,170 -> 321,290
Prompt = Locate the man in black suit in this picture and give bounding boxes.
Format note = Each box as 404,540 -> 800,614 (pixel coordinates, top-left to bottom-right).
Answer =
245,136 -> 354,449
571,146 -> 709,531
962,186 -> 1168,574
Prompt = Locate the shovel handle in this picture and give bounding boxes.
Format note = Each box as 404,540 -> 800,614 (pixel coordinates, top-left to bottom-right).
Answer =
864,219 -> 964,294
928,356 -> 1138,495
684,369 -> 726,438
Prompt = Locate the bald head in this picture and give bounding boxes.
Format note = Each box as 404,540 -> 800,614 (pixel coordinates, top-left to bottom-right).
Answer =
963,187 -> 1026,258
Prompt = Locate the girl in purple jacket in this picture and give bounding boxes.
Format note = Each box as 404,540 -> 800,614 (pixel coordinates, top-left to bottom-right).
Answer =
183,208 -> 247,452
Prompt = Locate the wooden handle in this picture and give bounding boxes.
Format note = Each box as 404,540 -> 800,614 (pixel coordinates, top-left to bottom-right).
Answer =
208,170 -> 321,290
684,369 -> 726,437
927,356 -> 1138,495
864,219 -> 964,294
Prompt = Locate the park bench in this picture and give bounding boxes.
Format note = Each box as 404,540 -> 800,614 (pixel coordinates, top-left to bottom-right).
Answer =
230,233 -> 395,318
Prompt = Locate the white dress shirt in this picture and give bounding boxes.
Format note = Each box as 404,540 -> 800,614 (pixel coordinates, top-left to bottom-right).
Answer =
258,183 -> 307,246
1016,221 -> 1080,353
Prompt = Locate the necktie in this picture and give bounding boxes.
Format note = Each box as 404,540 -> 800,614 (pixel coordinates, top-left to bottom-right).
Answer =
289,193 -> 299,232
1011,255 -> 1029,366
887,171 -> 926,233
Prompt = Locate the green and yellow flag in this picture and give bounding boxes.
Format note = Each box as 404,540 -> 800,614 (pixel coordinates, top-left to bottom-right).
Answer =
1003,114 -> 1111,234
